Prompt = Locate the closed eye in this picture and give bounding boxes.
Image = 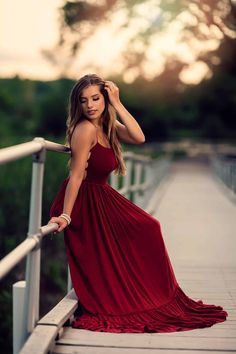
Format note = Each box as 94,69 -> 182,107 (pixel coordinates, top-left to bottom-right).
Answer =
80,95 -> 100,103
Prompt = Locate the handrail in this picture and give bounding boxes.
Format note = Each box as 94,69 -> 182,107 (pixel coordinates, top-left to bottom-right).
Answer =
0,137 -> 170,354
0,137 -> 151,165
0,223 -> 58,279
210,155 -> 236,196
0,137 -> 70,165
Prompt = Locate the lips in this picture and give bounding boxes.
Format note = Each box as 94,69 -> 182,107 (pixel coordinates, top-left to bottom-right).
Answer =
87,110 -> 97,115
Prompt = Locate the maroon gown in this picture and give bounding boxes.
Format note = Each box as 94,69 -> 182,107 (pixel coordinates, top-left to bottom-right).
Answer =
49,134 -> 228,333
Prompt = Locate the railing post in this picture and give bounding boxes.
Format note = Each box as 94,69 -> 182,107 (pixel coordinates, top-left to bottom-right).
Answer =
13,281 -> 26,354
133,161 -> 143,206
142,161 -> 154,206
20,138 -> 46,348
110,171 -> 118,189
233,164 -> 236,193
67,265 -> 72,293
123,158 -> 133,199
210,156 -> 236,197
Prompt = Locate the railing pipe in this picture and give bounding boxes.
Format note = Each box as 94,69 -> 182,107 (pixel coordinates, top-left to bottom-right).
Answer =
20,138 -> 46,350
0,224 -> 58,280
0,238 -> 38,280
0,141 -> 43,164
0,138 -> 70,165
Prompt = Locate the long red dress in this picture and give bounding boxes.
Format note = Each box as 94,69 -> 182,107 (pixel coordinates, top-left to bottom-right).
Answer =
49,134 -> 228,333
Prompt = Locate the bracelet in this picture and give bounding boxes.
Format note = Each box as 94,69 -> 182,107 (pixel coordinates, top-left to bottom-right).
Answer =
59,215 -> 71,225
59,213 -> 71,225
61,213 -> 71,222
61,213 -> 71,220
60,213 -> 71,223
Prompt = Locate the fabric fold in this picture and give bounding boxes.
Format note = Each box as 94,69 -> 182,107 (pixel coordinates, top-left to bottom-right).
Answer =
71,285 -> 228,333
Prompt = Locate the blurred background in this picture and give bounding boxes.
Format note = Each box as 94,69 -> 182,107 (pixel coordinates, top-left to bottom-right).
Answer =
0,1 -> 236,352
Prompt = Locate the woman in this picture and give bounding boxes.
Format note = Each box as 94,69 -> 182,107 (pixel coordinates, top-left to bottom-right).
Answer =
48,73 -> 228,333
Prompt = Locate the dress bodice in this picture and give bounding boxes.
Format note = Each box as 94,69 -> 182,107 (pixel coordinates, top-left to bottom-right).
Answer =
83,142 -> 118,184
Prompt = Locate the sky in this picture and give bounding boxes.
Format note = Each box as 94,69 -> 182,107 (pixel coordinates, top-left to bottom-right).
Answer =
0,0 -> 63,80
0,0 -> 222,84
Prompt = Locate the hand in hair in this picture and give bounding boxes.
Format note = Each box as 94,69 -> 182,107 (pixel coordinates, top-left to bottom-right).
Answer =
104,81 -> 120,109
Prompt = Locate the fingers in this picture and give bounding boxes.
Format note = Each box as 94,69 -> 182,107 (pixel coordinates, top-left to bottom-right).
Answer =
48,217 -> 65,235
52,222 -> 63,234
56,220 -> 68,233
48,217 -> 58,224
104,81 -> 118,91
48,214 -> 70,237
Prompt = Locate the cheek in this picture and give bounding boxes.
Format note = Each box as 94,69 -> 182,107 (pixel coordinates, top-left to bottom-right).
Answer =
81,104 -> 87,112
99,99 -> 105,111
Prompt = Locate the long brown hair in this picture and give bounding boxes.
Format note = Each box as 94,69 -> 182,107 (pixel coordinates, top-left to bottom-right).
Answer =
64,74 -> 126,176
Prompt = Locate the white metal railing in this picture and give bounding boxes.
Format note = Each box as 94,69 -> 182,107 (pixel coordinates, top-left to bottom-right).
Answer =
210,155 -> 236,195
0,137 -> 170,354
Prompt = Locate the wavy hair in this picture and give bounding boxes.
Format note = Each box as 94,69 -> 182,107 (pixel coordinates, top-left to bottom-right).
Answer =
64,74 -> 126,176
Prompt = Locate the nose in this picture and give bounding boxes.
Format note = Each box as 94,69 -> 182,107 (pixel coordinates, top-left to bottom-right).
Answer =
87,99 -> 94,109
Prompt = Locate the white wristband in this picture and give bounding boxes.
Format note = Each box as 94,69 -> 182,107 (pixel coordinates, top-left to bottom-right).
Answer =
61,213 -> 71,222
59,213 -> 71,225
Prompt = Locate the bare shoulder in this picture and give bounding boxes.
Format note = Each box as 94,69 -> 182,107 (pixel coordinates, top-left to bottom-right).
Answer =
71,120 -> 97,150
74,119 -> 97,134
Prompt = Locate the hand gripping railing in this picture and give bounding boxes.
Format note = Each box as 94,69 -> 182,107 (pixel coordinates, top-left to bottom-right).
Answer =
0,137 -> 170,354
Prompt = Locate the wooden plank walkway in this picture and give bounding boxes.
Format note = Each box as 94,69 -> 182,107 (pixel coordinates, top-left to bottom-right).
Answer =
52,160 -> 236,354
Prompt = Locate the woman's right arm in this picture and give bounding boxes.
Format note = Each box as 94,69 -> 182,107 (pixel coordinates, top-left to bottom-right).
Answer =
48,121 -> 96,233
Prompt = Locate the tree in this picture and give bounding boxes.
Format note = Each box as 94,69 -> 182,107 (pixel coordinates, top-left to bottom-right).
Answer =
42,0 -> 236,84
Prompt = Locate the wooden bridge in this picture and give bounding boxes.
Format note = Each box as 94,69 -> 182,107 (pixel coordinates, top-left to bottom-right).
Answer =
0,139 -> 235,353
21,159 -> 236,354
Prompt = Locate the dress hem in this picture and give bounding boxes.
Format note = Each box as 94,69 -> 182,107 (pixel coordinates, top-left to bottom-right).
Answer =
71,284 -> 228,333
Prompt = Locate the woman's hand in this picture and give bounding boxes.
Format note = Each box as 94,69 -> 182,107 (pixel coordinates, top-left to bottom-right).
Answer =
48,216 -> 68,234
104,81 -> 121,109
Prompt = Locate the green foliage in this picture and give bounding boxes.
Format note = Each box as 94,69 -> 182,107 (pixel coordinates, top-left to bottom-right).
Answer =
0,77 -> 72,141
0,157 -> 31,246
0,71 -> 236,151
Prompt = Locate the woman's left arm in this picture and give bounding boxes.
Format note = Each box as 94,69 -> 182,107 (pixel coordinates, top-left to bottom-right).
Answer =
104,81 -> 145,144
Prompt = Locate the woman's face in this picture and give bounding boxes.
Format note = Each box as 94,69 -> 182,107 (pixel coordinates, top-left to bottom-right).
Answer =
80,84 -> 105,122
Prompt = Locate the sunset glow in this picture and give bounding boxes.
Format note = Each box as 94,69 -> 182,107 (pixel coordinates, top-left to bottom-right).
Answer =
0,1 -> 223,84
